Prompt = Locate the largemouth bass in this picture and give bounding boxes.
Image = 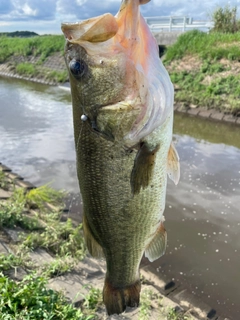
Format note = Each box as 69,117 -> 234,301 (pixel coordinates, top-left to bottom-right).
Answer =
62,0 -> 180,315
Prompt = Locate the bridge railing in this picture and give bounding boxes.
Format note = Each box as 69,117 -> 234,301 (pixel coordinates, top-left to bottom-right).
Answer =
144,16 -> 214,32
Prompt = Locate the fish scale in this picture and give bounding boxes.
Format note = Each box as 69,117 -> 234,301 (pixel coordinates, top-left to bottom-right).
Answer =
62,0 -> 179,315
75,113 -> 172,281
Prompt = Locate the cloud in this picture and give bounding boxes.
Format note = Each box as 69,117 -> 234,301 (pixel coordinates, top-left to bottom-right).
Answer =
1,0 -> 57,21
0,0 -> 240,34
57,0 -> 120,20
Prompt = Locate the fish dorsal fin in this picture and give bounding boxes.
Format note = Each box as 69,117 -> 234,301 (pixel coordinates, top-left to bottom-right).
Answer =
62,13 -> 118,43
145,222 -> 167,262
167,142 -> 180,185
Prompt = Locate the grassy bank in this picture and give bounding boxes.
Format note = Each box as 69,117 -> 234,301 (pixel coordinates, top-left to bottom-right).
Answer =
0,35 -> 64,63
0,173 -> 91,319
0,170 -> 190,319
0,35 -> 68,83
164,30 -> 240,115
1,30 -> 239,115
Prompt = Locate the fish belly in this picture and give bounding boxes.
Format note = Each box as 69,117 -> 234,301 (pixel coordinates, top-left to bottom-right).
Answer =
74,112 -> 172,313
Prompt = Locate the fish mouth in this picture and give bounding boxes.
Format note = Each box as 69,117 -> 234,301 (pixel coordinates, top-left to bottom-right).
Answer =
61,13 -> 118,43
61,0 -> 151,44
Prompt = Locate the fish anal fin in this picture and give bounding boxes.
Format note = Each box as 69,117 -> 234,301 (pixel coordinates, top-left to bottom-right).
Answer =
145,222 -> 167,262
167,142 -> 180,185
103,277 -> 141,315
83,214 -> 104,259
131,143 -> 160,195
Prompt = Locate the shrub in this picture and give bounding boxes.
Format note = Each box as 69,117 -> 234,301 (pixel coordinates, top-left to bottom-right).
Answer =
211,5 -> 240,33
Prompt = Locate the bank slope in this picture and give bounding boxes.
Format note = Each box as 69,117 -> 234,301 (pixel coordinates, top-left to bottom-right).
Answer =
164,30 -> 240,116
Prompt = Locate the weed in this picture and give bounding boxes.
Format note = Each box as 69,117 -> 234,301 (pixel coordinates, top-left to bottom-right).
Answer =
45,70 -> 68,83
41,257 -> 76,278
0,35 -> 65,64
139,289 -> 153,320
21,219 -> 86,259
0,272 -> 92,319
83,286 -> 102,311
165,30 -> 240,63
16,63 -> 36,76
0,171 -> 9,190
0,189 -> 42,230
169,68 -> 240,113
167,307 -> 191,320
0,254 -> 25,272
26,184 -> 65,210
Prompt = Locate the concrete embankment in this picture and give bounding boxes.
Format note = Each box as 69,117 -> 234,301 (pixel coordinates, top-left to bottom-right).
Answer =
0,50 -> 239,126
0,52 -> 66,85
0,162 -> 229,320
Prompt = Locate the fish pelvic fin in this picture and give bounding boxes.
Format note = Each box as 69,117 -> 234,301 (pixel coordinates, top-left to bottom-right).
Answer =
83,214 -> 104,259
145,222 -> 167,262
103,277 -> 141,315
167,142 -> 180,185
131,142 -> 160,195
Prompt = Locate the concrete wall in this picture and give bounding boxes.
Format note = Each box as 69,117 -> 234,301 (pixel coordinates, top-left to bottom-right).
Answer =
153,32 -> 183,46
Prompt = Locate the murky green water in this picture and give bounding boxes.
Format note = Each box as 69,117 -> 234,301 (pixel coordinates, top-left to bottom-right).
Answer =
0,76 -> 239,319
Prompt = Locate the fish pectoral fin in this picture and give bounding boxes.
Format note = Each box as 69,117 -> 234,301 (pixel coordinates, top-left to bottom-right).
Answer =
145,222 -> 167,262
167,142 -> 180,185
83,214 -> 104,259
131,142 -> 160,195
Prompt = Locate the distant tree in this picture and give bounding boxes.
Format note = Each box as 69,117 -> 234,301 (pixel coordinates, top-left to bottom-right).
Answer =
0,31 -> 38,37
211,5 -> 240,33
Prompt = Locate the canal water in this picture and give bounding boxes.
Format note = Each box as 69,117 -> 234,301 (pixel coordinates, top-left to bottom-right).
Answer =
0,77 -> 239,319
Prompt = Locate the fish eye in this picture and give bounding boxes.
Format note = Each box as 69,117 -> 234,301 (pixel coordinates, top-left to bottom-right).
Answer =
69,59 -> 86,78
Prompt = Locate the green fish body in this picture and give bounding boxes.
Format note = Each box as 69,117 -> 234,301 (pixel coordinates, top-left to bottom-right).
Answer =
62,0 -> 180,315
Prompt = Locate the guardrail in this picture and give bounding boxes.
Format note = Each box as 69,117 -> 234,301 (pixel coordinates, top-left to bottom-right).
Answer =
145,16 -> 214,32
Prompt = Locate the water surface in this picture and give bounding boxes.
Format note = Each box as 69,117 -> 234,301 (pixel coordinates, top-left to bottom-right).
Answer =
0,77 -> 239,319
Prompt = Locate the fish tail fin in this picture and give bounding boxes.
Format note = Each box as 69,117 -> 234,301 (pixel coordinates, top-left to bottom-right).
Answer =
103,277 -> 141,315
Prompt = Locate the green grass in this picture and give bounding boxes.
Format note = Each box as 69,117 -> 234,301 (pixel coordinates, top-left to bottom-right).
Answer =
0,172 -> 92,319
164,30 -> 240,63
169,69 -> 240,113
45,70 -> 68,83
0,35 -> 65,64
26,184 -> 65,210
0,273 -> 93,320
0,35 -> 68,83
0,188 -> 40,230
21,219 -> 85,259
164,29 -> 240,114
0,171 -> 9,190
16,63 -> 36,76
0,254 -> 26,272
139,289 -> 153,320
0,186 -> 65,230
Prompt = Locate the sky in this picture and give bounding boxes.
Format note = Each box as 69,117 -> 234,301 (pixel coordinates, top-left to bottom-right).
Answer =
0,0 -> 240,35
